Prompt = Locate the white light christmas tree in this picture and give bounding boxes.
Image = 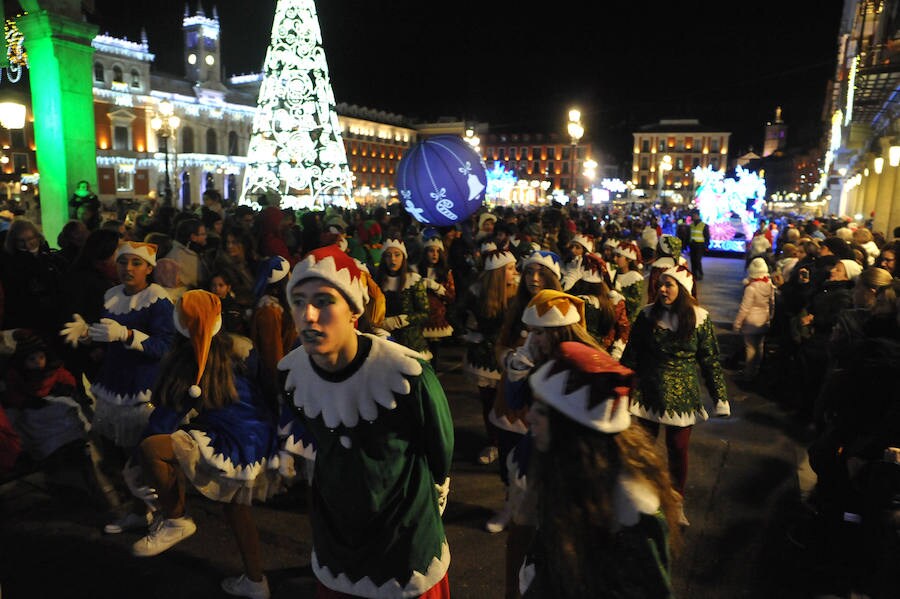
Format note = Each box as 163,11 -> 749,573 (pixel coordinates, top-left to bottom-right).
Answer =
241,0 -> 354,210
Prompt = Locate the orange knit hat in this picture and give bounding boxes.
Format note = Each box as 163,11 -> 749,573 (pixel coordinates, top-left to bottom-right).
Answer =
173,290 -> 222,398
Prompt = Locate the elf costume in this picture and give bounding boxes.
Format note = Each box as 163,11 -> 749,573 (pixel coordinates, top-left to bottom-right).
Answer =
278,246 -> 454,598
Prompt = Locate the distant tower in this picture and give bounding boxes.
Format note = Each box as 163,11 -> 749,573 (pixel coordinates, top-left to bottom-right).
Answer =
183,3 -> 223,88
762,106 -> 787,157
240,0 -> 353,209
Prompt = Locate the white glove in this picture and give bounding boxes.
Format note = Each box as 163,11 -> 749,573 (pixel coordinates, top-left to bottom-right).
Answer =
88,318 -> 129,343
133,485 -> 159,511
60,314 -> 89,347
434,284 -> 447,297
279,450 -> 297,479
715,400 -> 731,418
382,314 -> 409,331
506,334 -> 536,372
435,476 -> 450,516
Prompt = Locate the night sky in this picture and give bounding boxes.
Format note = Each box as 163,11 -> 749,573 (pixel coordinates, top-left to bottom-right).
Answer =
89,0 -> 845,166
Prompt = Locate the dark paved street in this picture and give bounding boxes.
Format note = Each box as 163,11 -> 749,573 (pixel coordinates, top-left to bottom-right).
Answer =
0,256 -> 823,598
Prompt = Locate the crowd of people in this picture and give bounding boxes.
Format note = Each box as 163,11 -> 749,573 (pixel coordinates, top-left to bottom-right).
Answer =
0,187 -> 898,598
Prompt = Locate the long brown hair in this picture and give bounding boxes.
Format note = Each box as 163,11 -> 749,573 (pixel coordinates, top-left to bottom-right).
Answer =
532,417 -> 680,598
153,333 -> 239,412
571,279 -> 616,337
649,278 -> 697,341
479,267 -> 512,319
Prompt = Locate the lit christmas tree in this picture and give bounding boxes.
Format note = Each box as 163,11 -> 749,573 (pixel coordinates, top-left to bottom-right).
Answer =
241,0 -> 353,210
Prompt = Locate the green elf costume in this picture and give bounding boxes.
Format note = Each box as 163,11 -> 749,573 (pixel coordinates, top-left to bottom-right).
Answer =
379,239 -> 431,359
613,241 -> 645,323
278,246 -> 453,598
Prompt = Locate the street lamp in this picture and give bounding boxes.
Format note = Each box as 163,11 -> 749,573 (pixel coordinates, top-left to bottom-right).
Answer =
657,154 -> 672,204
567,108 -> 584,195
150,101 -> 181,206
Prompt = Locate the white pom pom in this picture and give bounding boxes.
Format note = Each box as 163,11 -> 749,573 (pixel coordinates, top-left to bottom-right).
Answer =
188,385 -> 201,398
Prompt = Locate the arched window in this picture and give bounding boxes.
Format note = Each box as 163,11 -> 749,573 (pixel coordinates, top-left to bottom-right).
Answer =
182,127 -> 195,154
130,69 -> 140,88
206,129 -> 217,155
112,65 -> 123,83
227,131 -> 239,155
93,62 -> 105,83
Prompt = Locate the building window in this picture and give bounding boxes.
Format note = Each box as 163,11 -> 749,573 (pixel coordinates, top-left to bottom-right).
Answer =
641,140 -> 650,153
685,137 -> 693,150
10,129 -> 25,149
692,157 -> 700,168
187,32 -> 198,49
182,127 -> 195,153
12,153 -> 28,173
711,158 -> 719,170
130,69 -> 140,88
227,131 -> 239,155
116,168 -> 133,192
640,157 -> 649,170
675,158 -> 684,170
640,175 -> 648,188
113,126 -> 130,151
711,138 -> 720,152
94,62 -> 105,83
206,129 -> 217,154
112,65 -> 123,83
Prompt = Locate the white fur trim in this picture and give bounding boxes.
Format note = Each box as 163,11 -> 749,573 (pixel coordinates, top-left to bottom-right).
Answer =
278,333 -> 423,429
530,361 -> 631,434
651,257 -> 676,269
103,284 -> 170,316
382,238 -> 407,258
615,269 -> 643,290
484,250 -> 516,271
521,303 -> 581,328
612,473 -> 661,528
312,541 -> 450,599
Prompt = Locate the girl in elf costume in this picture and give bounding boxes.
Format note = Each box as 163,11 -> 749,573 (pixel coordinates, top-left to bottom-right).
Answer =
126,290 -> 280,599
560,234 -> 593,291
416,236 -> 456,367
485,252 -> 563,531
613,240 -> 645,323
377,238 -> 431,358
515,342 -> 679,599
457,249 -> 519,465
621,265 -> 730,526
278,246 -> 453,599
647,234 -> 694,304
567,253 -> 630,360
60,241 -> 175,533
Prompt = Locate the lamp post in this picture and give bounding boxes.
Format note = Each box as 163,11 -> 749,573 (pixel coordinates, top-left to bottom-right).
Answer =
657,154 -> 672,205
150,101 -> 180,206
567,108 -> 584,197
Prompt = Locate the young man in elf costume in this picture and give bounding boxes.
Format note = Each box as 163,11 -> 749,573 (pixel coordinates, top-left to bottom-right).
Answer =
278,245 -> 454,599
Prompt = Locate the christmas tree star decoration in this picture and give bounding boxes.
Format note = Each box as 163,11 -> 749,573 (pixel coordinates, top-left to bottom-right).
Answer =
241,0 -> 353,211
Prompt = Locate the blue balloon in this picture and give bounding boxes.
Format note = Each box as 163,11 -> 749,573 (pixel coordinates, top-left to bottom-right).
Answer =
395,135 -> 487,226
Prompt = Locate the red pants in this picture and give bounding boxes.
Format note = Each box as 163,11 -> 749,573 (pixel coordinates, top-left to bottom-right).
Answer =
316,573 -> 450,599
638,419 -> 693,496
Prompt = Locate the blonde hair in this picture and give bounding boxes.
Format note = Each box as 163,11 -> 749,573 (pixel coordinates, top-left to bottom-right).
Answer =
480,267 -> 511,319
853,228 -> 873,245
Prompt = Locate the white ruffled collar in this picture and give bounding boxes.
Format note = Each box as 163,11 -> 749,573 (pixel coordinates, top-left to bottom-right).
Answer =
642,304 -> 708,330
612,473 -> 661,528
278,333 -> 423,429
615,269 -> 643,287
103,283 -> 170,315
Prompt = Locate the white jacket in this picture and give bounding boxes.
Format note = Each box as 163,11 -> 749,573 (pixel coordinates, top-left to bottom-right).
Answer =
733,279 -> 775,334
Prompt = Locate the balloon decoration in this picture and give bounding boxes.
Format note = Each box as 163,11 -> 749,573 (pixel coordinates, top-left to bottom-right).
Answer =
395,135 -> 487,226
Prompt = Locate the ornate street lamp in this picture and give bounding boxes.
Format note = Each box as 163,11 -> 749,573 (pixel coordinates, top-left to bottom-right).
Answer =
150,101 -> 181,205
657,154 -> 672,205
567,108 -> 584,195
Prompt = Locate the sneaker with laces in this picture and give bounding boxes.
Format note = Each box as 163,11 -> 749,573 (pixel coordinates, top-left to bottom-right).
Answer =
104,511 -> 151,534
477,445 -> 499,465
132,516 -> 197,557
221,574 -> 271,599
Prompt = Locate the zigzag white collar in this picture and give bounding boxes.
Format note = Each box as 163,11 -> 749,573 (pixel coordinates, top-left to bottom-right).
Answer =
103,283 -> 170,316
278,333 -> 423,429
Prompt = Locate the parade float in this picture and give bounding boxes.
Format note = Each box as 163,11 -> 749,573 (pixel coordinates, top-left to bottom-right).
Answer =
692,165 -> 767,252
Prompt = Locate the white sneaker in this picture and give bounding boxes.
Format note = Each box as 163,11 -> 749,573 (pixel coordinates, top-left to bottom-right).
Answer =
221,574 -> 271,599
485,504 -> 512,534
132,516 -> 197,557
103,511 -> 150,534
477,445 -> 499,465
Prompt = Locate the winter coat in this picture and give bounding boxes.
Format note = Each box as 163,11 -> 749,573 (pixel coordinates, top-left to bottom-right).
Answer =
733,277 -> 775,335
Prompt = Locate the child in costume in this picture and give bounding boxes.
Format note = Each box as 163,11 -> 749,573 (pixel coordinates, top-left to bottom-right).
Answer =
417,236 -> 456,368
376,238 -> 431,358
621,265 -> 730,526
613,240 -> 645,323
278,246 -> 454,599
126,290 -> 280,599
511,342 -> 679,599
